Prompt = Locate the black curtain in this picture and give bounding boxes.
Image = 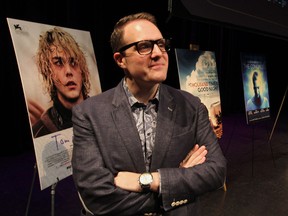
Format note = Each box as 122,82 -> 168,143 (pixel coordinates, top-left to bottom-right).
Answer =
1,0 -> 287,155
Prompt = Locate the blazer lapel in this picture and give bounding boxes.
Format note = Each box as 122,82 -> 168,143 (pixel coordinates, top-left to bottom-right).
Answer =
111,82 -> 146,172
151,85 -> 176,171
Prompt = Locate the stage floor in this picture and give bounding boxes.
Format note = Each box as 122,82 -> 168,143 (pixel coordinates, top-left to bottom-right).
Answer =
0,112 -> 287,216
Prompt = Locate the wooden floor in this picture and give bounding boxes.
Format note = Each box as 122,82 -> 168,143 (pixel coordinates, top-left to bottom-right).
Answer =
0,112 -> 287,216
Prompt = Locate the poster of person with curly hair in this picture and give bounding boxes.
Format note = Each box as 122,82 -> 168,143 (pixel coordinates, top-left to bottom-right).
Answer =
7,17 -> 102,190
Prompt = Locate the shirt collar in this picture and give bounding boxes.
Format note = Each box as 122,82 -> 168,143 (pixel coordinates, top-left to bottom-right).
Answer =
122,78 -> 159,107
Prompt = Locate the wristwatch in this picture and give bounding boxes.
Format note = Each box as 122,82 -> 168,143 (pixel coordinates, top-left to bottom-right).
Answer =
139,172 -> 153,192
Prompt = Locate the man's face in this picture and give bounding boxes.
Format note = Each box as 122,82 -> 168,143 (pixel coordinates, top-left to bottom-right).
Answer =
253,79 -> 261,98
49,45 -> 84,104
119,20 -> 169,86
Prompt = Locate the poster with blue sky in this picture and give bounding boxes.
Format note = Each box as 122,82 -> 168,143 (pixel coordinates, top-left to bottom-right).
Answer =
175,49 -> 223,139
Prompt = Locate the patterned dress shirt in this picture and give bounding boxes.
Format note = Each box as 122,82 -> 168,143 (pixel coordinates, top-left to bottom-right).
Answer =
123,80 -> 159,171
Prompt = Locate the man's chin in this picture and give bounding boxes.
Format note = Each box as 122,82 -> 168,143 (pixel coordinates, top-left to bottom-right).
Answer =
65,94 -> 83,103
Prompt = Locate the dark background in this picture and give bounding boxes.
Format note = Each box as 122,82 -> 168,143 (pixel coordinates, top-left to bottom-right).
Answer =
1,0 -> 287,155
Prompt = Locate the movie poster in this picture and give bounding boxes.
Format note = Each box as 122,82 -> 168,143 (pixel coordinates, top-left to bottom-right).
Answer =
175,49 -> 223,139
7,18 -> 102,190
241,53 -> 270,124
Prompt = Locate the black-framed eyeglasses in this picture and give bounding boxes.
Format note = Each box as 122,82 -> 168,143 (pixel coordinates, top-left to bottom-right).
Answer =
118,38 -> 170,55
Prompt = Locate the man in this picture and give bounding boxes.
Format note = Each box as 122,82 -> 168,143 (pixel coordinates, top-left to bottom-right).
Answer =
72,12 -> 227,215
32,27 -> 91,138
246,71 -> 269,111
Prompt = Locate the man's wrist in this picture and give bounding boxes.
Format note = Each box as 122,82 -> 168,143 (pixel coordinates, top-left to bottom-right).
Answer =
139,172 -> 153,192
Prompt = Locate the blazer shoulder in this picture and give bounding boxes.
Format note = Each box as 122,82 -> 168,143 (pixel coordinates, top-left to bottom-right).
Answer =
162,84 -> 201,104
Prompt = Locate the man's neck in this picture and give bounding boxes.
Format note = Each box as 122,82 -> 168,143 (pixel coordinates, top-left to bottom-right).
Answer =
125,77 -> 159,104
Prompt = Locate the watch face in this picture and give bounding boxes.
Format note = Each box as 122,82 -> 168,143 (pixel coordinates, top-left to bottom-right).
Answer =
139,173 -> 153,185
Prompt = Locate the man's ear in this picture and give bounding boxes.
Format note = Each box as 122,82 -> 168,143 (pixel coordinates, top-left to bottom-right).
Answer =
113,52 -> 126,69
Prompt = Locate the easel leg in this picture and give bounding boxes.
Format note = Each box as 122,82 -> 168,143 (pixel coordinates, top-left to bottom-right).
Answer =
268,84 -> 287,167
25,163 -> 37,216
251,125 -> 255,177
223,182 -> 227,192
51,181 -> 58,216
264,121 -> 276,168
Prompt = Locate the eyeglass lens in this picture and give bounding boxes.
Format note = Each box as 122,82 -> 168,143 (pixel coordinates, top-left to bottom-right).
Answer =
136,39 -> 169,55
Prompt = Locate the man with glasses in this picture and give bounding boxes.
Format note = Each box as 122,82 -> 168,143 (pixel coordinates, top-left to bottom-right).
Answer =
72,12 -> 227,216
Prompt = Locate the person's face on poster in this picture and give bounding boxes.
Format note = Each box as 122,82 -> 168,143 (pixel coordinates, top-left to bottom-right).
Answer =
253,79 -> 261,99
50,45 -> 84,104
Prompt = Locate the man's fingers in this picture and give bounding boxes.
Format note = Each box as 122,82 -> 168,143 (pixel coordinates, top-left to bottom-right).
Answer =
180,145 -> 207,168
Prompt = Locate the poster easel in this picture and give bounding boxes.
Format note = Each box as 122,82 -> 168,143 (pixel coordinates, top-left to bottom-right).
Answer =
249,122 -> 275,177
25,164 -> 37,216
25,163 -> 59,216
240,52 -> 275,176
6,18 -> 102,215
268,84 -> 288,166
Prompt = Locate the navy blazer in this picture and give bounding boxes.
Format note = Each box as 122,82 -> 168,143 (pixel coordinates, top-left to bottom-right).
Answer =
72,79 -> 227,215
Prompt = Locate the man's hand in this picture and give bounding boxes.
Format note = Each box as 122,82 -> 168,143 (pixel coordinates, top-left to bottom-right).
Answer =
213,123 -> 223,139
179,144 -> 207,168
114,144 -> 207,193
114,172 -> 141,192
114,171 -> 160,193
28,99 -> 44,125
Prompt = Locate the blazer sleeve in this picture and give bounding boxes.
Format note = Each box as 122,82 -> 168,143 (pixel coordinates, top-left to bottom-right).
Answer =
158,99 -> 227,211
71,101 -> 162,215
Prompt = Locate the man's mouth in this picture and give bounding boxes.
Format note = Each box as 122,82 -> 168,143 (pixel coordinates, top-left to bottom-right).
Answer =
66,81 -> 76,86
